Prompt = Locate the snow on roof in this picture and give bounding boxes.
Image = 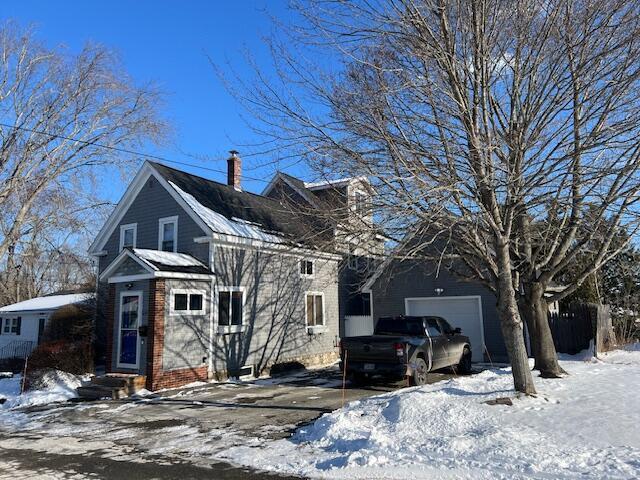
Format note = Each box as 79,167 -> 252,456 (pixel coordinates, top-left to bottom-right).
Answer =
133,248 -> 206,268
304,176 -> 368,190
168,181 -> 284,244
0,293 -> 94,313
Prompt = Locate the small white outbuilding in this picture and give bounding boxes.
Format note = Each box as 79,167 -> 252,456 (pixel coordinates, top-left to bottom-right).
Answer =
0,293 -> 95,359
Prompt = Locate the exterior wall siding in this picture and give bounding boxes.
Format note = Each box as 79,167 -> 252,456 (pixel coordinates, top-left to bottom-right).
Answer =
162,278 -> 211,371
143,278 -> 209,390
371,260 -> 508,362
210,245 -> 339,377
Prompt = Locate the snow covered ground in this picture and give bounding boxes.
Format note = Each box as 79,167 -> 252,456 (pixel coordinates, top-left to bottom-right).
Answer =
0,370 -> 83,410
220,345 -> 640,479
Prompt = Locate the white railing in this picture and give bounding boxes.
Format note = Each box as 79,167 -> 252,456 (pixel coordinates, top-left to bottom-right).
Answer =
344,315 -> 374,337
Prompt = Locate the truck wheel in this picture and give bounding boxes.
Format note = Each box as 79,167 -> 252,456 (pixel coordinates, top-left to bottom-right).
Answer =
411,358 -> 429,386
349,372 -> 367,386
458,347 -> 472,374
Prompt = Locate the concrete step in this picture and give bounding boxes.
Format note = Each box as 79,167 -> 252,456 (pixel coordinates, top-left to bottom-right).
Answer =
76,385 -> 128,400
77,374 -> 146,400
91,376 -> 129,388
91,374 -> 146,392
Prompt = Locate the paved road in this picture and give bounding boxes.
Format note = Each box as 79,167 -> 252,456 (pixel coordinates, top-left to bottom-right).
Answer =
0,366 -> 458,479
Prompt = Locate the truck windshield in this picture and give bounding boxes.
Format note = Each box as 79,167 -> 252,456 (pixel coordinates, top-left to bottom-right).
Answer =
375,318 -> 424,335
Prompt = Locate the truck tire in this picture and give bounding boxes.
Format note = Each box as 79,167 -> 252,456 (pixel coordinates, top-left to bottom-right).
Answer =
349,372 -> 367,386
457,347 -> 472,374
410,357 -> 429,386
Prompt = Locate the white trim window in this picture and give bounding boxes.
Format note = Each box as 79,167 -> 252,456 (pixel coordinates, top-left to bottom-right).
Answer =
305,292 -> 326,333
217,287 -> 245,333
299,259 -> 314,278
2,317 -> 21,335
119,223 -> 137,251
171,289 -> 206,315
158,216 -> 178,252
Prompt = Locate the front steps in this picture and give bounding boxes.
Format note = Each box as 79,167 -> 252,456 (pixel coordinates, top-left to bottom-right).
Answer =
77,374 -> 146,400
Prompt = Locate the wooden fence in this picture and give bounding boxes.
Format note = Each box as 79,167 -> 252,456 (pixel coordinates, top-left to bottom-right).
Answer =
548,303 -> 614,355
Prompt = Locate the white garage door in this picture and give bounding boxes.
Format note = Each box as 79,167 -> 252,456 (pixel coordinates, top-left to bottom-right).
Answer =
405,296 -> 485,362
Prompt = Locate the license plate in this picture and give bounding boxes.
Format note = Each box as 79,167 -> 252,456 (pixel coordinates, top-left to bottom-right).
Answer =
364,363 -> 375,371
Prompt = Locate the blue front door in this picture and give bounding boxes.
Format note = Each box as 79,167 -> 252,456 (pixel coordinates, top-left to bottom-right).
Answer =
118,293 -> 141,367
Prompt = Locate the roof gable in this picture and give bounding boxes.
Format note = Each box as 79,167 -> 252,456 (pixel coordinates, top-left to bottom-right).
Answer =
262,172 -> 321,208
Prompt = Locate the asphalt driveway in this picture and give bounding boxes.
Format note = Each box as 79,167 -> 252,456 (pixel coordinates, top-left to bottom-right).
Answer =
0,365 -> 461,479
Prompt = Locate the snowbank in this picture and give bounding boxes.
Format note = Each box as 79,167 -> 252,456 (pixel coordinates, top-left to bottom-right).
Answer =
220,349 -> 640,479
0,370 -> 83,410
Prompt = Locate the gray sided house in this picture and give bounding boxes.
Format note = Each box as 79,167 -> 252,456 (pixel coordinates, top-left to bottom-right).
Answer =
90,157 -> 341,390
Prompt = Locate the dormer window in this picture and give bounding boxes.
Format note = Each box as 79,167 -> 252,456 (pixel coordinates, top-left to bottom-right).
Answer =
119,223 -> 137,251
299,259 -> 314,277
158,216 -> 178,252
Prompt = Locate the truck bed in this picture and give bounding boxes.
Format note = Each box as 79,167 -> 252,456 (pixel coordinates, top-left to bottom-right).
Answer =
341,335 -> 410,364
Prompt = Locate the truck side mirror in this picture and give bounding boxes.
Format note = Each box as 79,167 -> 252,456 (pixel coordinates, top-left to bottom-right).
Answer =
453,327 -> 462,334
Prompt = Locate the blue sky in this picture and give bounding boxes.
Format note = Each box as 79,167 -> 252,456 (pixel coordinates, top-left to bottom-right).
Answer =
4,0 -> 301,197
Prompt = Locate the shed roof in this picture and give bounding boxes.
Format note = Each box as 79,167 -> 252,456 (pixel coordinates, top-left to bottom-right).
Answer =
0,293 -> 95,313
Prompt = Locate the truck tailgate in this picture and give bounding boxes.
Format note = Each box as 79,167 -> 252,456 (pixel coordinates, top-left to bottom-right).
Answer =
341,336 -> 404,363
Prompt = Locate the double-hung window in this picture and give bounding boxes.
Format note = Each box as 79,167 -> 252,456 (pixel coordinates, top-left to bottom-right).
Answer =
119,223 -> 137,251
171,290 -> 205,315
305,292 -> 325,329
158,216 -> 178,252
217,287 -> 245,333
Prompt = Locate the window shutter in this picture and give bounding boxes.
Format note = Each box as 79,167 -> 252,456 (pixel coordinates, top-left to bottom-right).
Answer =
16,317 -> 21,335
0,317 -> 3,335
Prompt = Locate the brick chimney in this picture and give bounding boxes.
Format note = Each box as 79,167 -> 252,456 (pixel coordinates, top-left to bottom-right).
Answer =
227,150 -> 241,191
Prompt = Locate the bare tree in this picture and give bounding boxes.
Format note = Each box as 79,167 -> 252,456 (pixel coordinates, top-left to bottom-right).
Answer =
226,0 -> 545,393
507,0 -> 640,377
0,22 -> 166,303
224,0 -> 640,393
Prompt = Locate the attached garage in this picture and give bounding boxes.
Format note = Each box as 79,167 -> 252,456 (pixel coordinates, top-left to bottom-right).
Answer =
404,296 -> 485,362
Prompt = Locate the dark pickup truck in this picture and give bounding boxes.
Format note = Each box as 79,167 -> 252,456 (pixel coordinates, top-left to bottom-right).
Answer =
340,316 -> 472,386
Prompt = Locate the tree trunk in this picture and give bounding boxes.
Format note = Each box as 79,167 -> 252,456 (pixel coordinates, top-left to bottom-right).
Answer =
496,243 -> 537,395
518,295 -> 538,363
525,282 -> 567,378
